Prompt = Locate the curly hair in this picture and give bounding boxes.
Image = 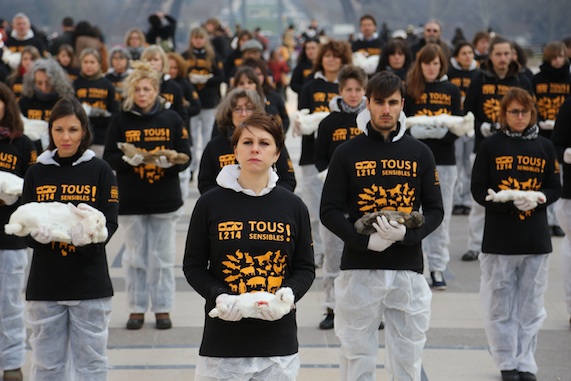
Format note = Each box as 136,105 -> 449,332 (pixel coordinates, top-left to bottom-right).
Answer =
215,88 -> 264,135
21,58 -> 74,98
121,61 -> 161,111
313,39 -> 352,73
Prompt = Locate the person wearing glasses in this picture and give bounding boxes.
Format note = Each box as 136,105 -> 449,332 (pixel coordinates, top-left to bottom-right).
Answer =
471,88 -> 561,381
197,88 -> 296,194
461,36 -> 533,262
410,19 -> 452,60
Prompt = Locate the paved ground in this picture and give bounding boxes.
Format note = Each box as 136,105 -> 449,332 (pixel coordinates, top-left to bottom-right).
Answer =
9,89 -> 571,381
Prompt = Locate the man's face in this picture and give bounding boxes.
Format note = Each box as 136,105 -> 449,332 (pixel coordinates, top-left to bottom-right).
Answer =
423,22 -> 441,43
367,90 -> 404,134
489,42 -> 512,72
13,17 -> 30,37
360,19 -> 376,39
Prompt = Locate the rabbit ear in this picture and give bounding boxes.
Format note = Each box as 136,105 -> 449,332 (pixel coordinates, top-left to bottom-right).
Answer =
77,203 -> 97,212
68,203 -> 89,217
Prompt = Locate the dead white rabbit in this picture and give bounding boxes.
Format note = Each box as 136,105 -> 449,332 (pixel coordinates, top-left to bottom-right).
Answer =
5,202 -> 108,245
406,112 -> 475,138
0,171 -> 24,206
208,287 -> 295,321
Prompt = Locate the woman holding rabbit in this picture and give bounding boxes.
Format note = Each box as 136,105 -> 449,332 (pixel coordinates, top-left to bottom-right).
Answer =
21,97 -> 119,381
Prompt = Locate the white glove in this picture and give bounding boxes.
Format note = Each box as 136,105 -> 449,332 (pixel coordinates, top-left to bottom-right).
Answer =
31,225 -> 55,244
564,148 -> 571,164
538,120 -> 555,130
513,198 -> 538,211
375,215 -> 406,241
154,156 -> 174,168
480,122 -> 500,137
409,125 -> 448,139
122,154 -> 144,166
70,224 -> 92,247
215,294 -> 242,321
367,232 -> 394,252
292,109 -> 309,137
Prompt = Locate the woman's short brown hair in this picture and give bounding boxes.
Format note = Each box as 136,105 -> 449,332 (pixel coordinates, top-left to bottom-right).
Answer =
314,40 -> 353,73
499,87 -> 537,129
231,112 -> 284,153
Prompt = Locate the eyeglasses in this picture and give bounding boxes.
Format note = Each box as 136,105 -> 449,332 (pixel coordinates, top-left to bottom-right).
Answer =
232,107 -> 256,114
507,109 -> 531,117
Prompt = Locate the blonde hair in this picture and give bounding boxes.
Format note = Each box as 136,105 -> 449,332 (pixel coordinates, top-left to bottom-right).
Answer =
141,44 -> 169,74
122,61 -> 161,111
186,27 -> 216,70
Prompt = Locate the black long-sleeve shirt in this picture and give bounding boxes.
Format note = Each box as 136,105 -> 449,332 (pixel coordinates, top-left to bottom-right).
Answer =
289,59 -> 313,94
464,62 -> 532,152
320,122 -> 444,273
297,74 -> 339,166
198,131 -> 296,194
471,131 -> 561,254
22,150 -> 119,301
551,96 -> 571,199
182,49 -> 224,109
404,79 -> 462,165
73,75 -> 119,145
532,62 -> 571,139
183,185 -> 315,357
0,135 -> 37,250
103,105 -> 191,215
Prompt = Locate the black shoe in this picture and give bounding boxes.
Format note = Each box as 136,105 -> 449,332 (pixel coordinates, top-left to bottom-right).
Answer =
452,205 -> 464,215
518,372 -> 536,381
461,250 -> 479,261
501,369 -> 520,381
126,313 -> 144,330
155,313 -> 172,329
430,271 -> 447,290
551,225 -> 565,237
319,309 -> 334,330
3,368 -> 23,381
378,321 -> 384,330
462,206 -> 471,215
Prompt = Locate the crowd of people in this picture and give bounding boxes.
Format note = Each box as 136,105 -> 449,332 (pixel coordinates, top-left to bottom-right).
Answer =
0,9 -> 570,381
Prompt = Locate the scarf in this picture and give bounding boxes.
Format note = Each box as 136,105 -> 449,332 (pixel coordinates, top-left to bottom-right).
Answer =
503,124 -> 539,140
339,98 -> 367,114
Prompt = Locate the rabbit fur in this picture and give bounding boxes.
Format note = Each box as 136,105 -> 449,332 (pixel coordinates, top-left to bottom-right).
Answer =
405,112 -> 475,137
0,171 -> 24,206
208,287 -> 295,319
5,202 -> 108,244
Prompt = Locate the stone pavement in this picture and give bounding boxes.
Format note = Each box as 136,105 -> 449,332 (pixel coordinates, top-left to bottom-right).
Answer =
10,89 -> 571,381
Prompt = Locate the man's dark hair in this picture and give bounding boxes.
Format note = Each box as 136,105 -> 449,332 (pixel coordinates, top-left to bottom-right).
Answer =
366,71 -> 405,101
62,17 -> 74,28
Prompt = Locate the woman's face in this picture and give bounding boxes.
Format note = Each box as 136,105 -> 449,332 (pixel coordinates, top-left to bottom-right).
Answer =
112,54 -> 128,74
134,78 -> 159,112
168,58 -> 178,79
128,32 -> 143,48
421,56 -> 441,83
340,78 -> 365,108
234,125 -> 279,175
147,54 -> 163,72
322,50 -> 342,75
21,52 -> 35,71
81,54 -> 100,77
305,41 -> 319,61
505,100 -> 532,133
191,35 -> 206,49
235,74 -> 257,92
34,70 -> 53,94
51,114 -> 84,158
57,50 -> 72,67
551,52 -> 566,69
231,97 -> 256,128
388,50 -> 405,70
456,45 -> 475,69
